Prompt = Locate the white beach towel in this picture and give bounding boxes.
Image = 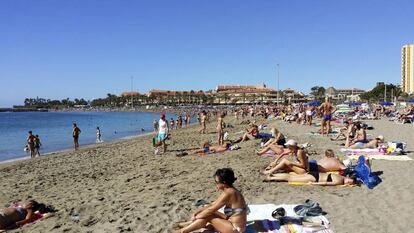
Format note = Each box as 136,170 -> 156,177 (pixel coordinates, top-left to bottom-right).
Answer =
347,154 -> 412,161
218,204 -> 333,233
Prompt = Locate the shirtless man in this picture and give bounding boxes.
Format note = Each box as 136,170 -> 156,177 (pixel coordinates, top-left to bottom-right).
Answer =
199,111 -> 206,134
72,123 -> 81,150
317,149 -> 346,172
217,112 -> 225,145
319,97 -> 336,135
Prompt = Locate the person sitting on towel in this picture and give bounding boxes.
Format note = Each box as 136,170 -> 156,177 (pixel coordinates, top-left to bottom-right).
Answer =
174,168 -> 248,233
263,171 -> 356,186
316,149 -> 346,172
0,200 -> 54,230
261,140 -> 309,175
232,123 -> 259,143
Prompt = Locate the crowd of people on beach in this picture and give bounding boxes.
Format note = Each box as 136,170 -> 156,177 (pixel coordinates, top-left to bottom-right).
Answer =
13,98 -> 411,232
172,98 -> 407,233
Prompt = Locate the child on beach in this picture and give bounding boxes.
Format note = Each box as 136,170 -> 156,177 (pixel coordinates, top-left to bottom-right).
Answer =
34,135 -> 42,156
170,118 -> 175,130
96,127 -> 102,143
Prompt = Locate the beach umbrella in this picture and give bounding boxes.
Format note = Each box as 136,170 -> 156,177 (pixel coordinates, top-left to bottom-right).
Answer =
379,101 -> 393,106
307,101 -> 321,107
406,99 -> 414,103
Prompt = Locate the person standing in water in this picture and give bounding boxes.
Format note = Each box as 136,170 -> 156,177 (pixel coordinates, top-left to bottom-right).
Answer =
96,127 -> 102,143
72,123 -> 81,150
26,131 -> 36,158
34,135 -> 42,157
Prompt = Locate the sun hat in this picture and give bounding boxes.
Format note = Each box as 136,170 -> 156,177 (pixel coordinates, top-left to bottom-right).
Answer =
284,139 -> 298,147
377,135 -> 384,141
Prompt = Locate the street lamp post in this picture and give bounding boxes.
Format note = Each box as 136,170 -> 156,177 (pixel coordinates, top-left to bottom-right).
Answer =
277,64 -> 280,106
131,76 -> 134,108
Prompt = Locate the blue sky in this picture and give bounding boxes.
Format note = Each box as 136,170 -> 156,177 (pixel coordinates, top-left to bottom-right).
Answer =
0,0 -> 413,107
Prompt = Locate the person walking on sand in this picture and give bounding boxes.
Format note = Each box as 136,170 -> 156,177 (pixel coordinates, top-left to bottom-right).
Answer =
155,113 -> 169,155
34,135 -> 42,157
26,131 -> 36,158
199,111 -> 207,134
72,123 -> 81,150
96,127 -> 102,143
319,97 -> 336,136
217,112 -> 225,145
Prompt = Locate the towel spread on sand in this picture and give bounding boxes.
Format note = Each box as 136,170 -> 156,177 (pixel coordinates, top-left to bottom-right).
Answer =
347,154 -> 412,161
286,172 -> 356,187
305,132 -> 338,136
243,204 -> 333,233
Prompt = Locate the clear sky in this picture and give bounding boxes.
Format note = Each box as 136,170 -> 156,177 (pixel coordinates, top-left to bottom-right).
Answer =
0,0 -> 413,107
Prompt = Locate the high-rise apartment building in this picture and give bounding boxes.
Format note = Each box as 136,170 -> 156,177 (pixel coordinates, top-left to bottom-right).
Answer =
402,44 -> 414,94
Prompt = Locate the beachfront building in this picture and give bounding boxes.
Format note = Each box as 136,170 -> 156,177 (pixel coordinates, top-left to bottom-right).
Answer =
213,84 -> 279,104
325,87 -> 365,102
121,91 -> 141,97
402,44 -> 414,94
148,89 -> 209,105
282,88 -> 307,103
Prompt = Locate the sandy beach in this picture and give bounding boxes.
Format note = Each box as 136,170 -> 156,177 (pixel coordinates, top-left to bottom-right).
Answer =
1,117 -> 413,233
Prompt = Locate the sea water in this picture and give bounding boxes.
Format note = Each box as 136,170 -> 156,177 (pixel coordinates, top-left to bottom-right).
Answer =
0,111 -> 185,162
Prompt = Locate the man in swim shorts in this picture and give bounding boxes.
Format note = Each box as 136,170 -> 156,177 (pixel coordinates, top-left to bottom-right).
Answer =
319,97 -> 336,136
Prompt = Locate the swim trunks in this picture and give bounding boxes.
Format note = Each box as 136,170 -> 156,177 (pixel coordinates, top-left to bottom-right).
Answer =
323,114 -> 332,120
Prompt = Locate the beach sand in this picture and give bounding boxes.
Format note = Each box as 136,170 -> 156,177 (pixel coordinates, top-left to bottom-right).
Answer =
1,118 -> 413,233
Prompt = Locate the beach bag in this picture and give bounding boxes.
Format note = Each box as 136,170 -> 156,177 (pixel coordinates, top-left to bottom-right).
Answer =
354,156 -> 381,189
387,141 -> 406,153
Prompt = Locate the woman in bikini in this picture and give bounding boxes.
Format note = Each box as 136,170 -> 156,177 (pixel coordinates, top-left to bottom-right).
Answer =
174,168 -> 248,233
263,171 -> 356,186
0,200 -> 54,230
261,139 -> 309,175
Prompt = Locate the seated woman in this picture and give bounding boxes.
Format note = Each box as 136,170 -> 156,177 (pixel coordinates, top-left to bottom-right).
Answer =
263,171 -> 356,186
233,123 -> 259,143
261,140 -> 309,175
316,149 -> 346,172
330,121 -> 352,141
174,168 -> 248,233
193,141 -> 230,155
0,200 -> 53,230
262,128 -> 286,147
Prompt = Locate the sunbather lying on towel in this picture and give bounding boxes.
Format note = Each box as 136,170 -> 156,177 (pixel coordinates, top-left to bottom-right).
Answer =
330,121 -> 352,141
263,172 -> 356,186
346,135 -> 384,149
0,200 -> 54,230
174,168 -> 248,233
192,141 -> 231,155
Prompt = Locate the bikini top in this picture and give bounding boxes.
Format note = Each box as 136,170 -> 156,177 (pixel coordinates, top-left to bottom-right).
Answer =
224,206 -> 249,217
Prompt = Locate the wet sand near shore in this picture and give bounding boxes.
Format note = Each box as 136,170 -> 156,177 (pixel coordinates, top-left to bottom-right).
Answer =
1,117 -> 413,233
